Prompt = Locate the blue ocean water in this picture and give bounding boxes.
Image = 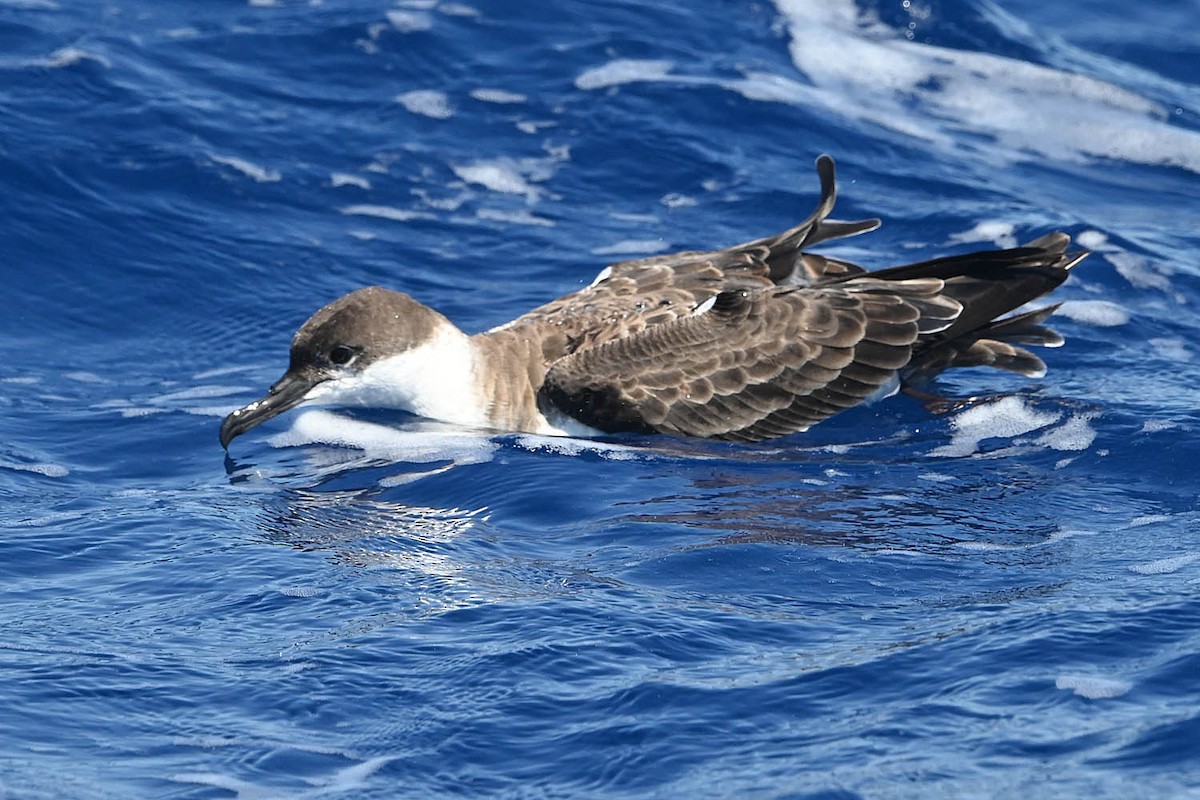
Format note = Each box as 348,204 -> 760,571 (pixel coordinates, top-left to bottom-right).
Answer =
2,0 -> 1199,797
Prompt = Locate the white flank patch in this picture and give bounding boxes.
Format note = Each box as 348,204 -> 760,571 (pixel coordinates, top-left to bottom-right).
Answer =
396,89 -> 453,119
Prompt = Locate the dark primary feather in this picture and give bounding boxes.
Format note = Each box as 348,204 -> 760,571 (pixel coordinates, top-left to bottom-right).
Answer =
521,157 -> 1086,442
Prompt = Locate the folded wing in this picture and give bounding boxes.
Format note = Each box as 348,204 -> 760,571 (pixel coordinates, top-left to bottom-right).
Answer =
539,235 -> 1084,442
539,279 -> 960,441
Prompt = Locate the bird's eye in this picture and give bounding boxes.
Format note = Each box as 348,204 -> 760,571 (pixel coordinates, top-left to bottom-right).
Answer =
329,345 -> 356,365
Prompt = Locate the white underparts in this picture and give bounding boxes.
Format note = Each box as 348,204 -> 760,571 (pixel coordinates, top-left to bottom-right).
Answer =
303,322 -> 492,429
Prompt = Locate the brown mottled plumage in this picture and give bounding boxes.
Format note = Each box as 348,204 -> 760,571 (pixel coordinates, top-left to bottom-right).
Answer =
219,156 -> 1085,449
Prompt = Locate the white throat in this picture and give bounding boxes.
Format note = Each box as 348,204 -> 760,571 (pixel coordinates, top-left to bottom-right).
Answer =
304,323 -> 490,429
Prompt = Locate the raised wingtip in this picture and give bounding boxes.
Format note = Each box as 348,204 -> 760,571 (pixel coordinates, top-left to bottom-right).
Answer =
815,154 -> 836,200
1022,231 -> 1090,272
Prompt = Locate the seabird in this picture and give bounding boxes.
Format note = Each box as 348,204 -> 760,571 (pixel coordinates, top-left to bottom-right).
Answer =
220,155 -> 1086,449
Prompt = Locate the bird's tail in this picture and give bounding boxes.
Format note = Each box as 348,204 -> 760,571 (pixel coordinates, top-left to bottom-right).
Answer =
883,233 -> 1087,384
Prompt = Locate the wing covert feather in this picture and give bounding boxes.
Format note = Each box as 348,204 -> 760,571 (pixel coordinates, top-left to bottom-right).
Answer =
539,281 -> 955,441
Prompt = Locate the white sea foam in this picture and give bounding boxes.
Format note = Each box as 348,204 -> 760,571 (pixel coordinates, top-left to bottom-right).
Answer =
340,204 -> 436,223
1127,514 -> 1173,528
1076,230 -> 1110,251
514,434 -> 640,460
173,756 -> 396,797
592,239 -> 669,256
661,193 -> 698,209
575,59 -> 676,90
386,10 -> 433,32
516,120 -> 556,134
721,71 -> 814,105
1056,300 -> 1130,327
571,1 -> 1200,174
1036,414 -> 1096,452
949,221 -> 1017,249
152,385 -> 247,403
571,8 -> 1200,174
1130,554 -> 1198,575
454,145 -> 572,203
0,0 -> 58,8
396,89 -> 453,119
64,371 -> 107,383
453,160 -> 539,198
330,172 -> 371,190
439,4 -> 480,18
1149,337 -> 1191,362
8,510 -> 85,528
210,154 -> 280,183
1109,252 -> 1172,291
929,396 -> 1061,458
470,88 -> 526,104
120,407 -> 168,418
775,0 -> 1200,173
476,208 -> 556,227
1055,674 -> 1132,699
26,47 -> 109,68
0,459 -> 69,478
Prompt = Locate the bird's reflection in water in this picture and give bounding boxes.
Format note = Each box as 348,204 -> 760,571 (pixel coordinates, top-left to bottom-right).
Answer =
251,486 -> 491,611
623,464 -> 1069,557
